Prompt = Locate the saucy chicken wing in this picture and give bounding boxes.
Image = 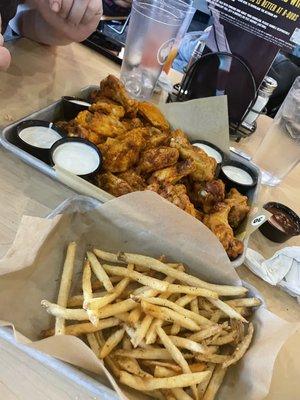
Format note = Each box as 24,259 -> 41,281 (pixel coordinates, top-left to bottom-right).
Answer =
99,75 -> 138,116
170,137 -> 217,182
148,159 -> 196,185
138,146 -> 179,175
191,179 -> 225,213
225,188 -> 251,229
147,182 -> 197,217
138,101 -> 170,131
203,203 -> 244,259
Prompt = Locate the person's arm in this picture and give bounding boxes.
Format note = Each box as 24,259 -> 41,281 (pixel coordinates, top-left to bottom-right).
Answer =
15,0 -> 102,46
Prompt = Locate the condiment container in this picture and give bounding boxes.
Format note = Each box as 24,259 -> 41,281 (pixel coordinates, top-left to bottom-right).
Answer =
15,120 -> 64,163
62,96 -> 91,120
191,140 -> 224,164
50,137 -> 102,179
220,160 -> 257,194
259,202 -> 300,243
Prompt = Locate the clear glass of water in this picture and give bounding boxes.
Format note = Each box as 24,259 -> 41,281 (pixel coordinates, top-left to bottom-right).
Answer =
120,0 -> 188,99
253,77 -> 300,186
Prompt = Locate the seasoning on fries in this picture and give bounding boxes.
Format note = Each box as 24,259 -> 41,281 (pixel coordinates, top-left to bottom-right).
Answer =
41,243 -> 259,400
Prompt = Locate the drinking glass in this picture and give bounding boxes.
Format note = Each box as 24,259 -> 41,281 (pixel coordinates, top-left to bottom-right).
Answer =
253,77 -> 300,186
120,0 -> 187,99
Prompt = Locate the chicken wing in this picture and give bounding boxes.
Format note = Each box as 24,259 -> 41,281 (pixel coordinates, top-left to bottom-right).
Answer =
121,118 -> 144,131
75,110 -> 125,139
98,128 -> 145,173
96,172 -> 133,197
142,127 -> 170,148
191,179 -> 225,213
56,119 -> 103,145
203,203 -> 244,259
99,75 -> 138,116
118,170 -> 146,191
170,138 -> 217,182
170,129 -> 190,147
148,159 -> 196,185
138,146 -> 179,175
225,188 -> 250,229
147,182 -> 197,217
89,101 -> 125,119
138,101 -> 170,131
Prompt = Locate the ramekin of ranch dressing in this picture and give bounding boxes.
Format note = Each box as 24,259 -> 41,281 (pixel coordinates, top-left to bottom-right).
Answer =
220,161 -> 257,194
192,141 -> 223,164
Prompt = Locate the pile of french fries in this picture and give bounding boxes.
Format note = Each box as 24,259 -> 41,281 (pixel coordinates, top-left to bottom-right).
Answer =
41,242 -> 260,400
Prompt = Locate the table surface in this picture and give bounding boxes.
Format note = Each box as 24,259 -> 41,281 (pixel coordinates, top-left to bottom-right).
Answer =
0,38 -> 299,399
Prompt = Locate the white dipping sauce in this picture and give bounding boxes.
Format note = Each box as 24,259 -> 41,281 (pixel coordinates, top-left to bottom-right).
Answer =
19,126 -> 61,149
52,142 -> 100,175
193,143 -> 222,163
222,165 -> 253,185
69,99 -> 91,107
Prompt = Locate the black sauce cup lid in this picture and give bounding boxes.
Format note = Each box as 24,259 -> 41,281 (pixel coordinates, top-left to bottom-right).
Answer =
220,160 -> 257,192
50,137 -> 103,179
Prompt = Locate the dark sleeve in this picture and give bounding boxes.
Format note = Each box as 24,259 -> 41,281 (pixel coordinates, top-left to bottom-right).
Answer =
1,0 -> 19,33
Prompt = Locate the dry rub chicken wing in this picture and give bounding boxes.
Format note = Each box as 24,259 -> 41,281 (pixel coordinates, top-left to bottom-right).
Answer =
225,188 -> 250,229
89,101 -> 125,119
121,118 -> 144,131
138,102 -> 170,131
170,136 -> 217,182
203,203 -> 244,260
56,119 -> 103,145
75,110 -> 125,139
148,159 -> 196,185
191,179 -> 225,213
118,170 -> 146,191
147,182 -> 197,217
98,128 -> 145,173
96,172 -> 133,197
138,146 -> 179,175
170,129 -> 190,147
142,127 -> 170,148
99,75 -> 138,116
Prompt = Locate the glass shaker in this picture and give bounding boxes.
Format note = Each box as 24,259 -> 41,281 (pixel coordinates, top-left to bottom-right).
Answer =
253,76 -> 300,186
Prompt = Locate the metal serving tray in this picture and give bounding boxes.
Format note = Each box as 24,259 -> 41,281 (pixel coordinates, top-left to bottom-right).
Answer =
0,87 -> 261,267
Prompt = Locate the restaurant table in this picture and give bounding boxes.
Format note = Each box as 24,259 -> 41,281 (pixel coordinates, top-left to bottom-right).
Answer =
0,38 -> 299,399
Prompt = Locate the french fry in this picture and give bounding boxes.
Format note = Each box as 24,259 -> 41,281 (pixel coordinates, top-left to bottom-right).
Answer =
188,326 -> 223,343
86,277 -> 130,311
82,260 -> 98,326
115,356 -> 151,378
41,317 -> 120,338
191,298 -> 199,314
99,328 -> 125,358
197,364 -> 215,399
172,388 -> 193,400
205,331 -> 236,346
41,300 -> 88,320
141,297 -> 214,327
144,390 -> 165,400
128,305 -> 142,327
225,298 -> 261,308
86,332 -> 101,357
202,364 -> 227,400
154,366 -> 176,378
132,314 -> 153,348
114,348 -> 193,360
94,298 -> 137,318
55,242 -> 77,335
156,326 -> 198,400
143,361 -> 182,373
161,389 -> 177,400
195,354 -> 229,364
189,363 -> 207,373
222,323 -> 254,368
93,249 -> 247,296
87,251 -> 114,292
166,335 -> 209,354
95,331 -> 121,378
175,295 -> 196,307
141,301 -> 201,331
208,299 -> 247,323
167,284 -> 218,299
67,291 -> 106,307
91,276 -> 122,291
103,264 -> 172,292
119,370 -> 212,391
146,318 -> 163,345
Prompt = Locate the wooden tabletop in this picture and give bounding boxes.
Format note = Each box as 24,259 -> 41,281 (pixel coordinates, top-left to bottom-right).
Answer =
0,38 -> 299,398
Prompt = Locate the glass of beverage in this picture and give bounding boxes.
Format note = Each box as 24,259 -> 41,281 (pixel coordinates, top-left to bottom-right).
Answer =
120,0 -> 188,99
253,77 -> 300,186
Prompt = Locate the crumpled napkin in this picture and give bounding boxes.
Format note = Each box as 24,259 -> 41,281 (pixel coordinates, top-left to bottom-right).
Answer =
245,247 -> 300,302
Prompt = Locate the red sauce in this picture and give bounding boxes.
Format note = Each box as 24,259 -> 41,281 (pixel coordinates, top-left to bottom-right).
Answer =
266,205 -> 299,235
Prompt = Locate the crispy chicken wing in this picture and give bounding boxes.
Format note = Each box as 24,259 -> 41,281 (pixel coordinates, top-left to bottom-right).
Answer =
99,75 -> 138,116
89,101 -> 125,119
148,159 -> 196,185
75,110 -> 125,139
56,119 -> 103,145
138,102 -> 170,131
121,118 -> 144,131
170,129 -> 190,146
147,182 -> 197,217
203,203 -> 244,260
170,138 -> 216,182
118,170 -> 146,191
98,129 -> 145,173
191,179 -> 225,213
142,127 -> 170,148
138,146 -> 179,175
96,172 -> 133,197
225,188 -> 250,229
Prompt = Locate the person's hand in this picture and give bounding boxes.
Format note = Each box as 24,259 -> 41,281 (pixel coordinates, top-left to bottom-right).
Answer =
36,0 -> 103,42
0,17 -> 11,71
